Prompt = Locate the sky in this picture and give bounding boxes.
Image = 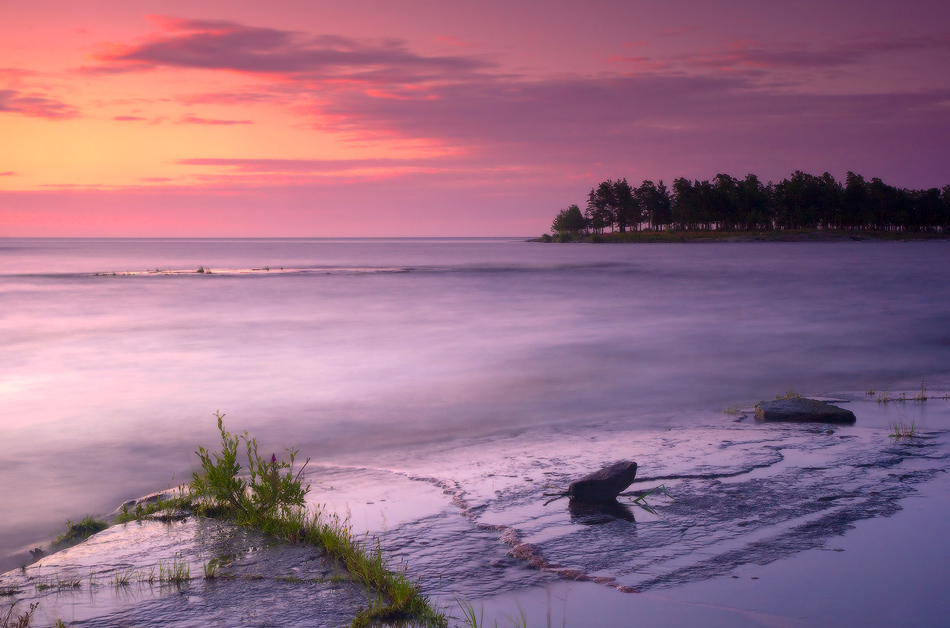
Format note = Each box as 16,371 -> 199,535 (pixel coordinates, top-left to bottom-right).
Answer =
1,0 -> 949,236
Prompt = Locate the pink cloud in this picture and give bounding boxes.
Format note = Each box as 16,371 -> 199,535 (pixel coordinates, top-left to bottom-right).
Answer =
0,171 -> 17,176
687,34 -> 950,71
113,115 -> 147,121
176,114 -> 253,125
87,16 -> 493,86
178,91 -> 279,105
0,89 -> 79,119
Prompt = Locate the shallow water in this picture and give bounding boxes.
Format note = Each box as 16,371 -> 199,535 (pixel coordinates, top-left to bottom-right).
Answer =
0,518 -> 367,627
4,397 -> 949,627
314,397 -> 950,597
2,237 -> 950,578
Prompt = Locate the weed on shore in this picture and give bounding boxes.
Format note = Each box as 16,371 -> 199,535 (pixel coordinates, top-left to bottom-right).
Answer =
0,601 -> 37,628
50,516 -> 108,552
888,418 -> 917,438
775,390 -> 803,400
190,412 -> 446,628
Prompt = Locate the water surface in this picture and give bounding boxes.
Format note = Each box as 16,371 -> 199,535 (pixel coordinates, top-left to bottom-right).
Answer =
2,237 -> 949,572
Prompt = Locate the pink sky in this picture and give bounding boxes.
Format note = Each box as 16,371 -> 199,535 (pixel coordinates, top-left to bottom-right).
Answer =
1,0 -> 949,236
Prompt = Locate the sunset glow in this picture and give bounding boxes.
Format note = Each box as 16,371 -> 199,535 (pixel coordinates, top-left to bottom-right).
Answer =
2,0 -> 949,235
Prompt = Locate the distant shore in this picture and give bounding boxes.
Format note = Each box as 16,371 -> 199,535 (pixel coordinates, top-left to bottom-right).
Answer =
533,228 -> 950,243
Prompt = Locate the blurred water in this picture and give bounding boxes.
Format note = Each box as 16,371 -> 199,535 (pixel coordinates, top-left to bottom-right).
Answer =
2,237 -> 949,570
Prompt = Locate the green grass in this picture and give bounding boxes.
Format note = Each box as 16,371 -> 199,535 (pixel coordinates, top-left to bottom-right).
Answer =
888,419 -> 917,438
190,413 -> 446,628
115,491 -> 194,524
50,516 -> 108,552
202,559 -> 219,580
22,413 -> 445,628
0,602 -> 37,628
775,390 -> 803,400
158,555 -> 190,584
111,568 -> 135,586
877,391 -> 892,403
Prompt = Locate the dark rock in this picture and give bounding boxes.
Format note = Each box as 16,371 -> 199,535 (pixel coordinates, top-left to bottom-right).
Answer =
754,398 -> 856,423
29,548 -> 46,561
568,461 -> 638,503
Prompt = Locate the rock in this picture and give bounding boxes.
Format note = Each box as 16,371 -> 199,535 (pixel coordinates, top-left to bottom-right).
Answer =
754,398 -> 856,423
568,461 -> 638,503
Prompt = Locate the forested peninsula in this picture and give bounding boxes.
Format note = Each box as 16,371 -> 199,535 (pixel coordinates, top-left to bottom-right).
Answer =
541,171 -> 950,242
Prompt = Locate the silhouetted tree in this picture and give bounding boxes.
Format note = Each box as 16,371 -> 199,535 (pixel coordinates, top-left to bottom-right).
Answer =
613,178 -> 639,232
553,171 -> 949,237
551,204 -> 587,235
636,180 -> 672,230
586,181 -> 617,233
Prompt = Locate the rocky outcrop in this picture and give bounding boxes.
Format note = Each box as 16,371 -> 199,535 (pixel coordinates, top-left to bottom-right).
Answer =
568,461 -> 638,503
754,398 -> 856,423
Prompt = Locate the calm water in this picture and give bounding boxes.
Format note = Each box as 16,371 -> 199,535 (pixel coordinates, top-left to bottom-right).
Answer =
2,237 -> 950,571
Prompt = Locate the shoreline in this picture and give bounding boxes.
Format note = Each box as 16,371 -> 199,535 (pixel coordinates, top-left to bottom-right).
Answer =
5,390 -> 950,627
533,228 -> 950,243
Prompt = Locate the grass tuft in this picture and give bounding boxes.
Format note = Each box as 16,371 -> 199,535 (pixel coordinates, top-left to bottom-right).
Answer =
51,516 -> 108,552
775,390 -> 803,400
112,568 -> 135,586
115,489 -> 193,524
0,602 -> 38,628
158,555 -> 190,584
202,559 -> 219,580
191,413 -> 445,627
888,418 -> 917,438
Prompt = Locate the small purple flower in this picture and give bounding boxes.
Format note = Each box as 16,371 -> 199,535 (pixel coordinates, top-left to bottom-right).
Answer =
271,454 -> 277,464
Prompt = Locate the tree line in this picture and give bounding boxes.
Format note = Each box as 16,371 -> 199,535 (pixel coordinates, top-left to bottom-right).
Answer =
551,171 -> 950,235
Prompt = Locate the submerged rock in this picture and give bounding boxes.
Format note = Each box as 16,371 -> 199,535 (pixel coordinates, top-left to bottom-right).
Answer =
754,398 -> 856,423
568,461 -> 638,503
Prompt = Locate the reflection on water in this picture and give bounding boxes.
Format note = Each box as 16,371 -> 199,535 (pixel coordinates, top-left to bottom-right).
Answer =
0,519 -> 366,627
1,238 -> 949,573
1,398 -> 949,626
567,500 -> 637,525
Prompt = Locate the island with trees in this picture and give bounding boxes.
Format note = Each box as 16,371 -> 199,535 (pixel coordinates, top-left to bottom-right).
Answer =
542,171 -> 950,242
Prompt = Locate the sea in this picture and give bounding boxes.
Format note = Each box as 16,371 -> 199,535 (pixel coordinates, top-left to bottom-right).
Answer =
2,237 -> 950,624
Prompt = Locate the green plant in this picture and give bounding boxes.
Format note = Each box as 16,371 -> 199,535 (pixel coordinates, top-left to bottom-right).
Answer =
51,516 -> 108,551
0,602 -> 37,628
191,412 -> 310,523
455,598 -> 484,628
775,390 -> 803,400
115,491 -> 194,524
112,568 -> 135,586
54,575 -> 81,590
202,559 -> 219,580
865,387 -> 876,395
189,414 -> 444,627
196,266 -> 205,274
889,418 -> 917,438
721,406 -> 741,415
158,555 -> 190,583
877,391 -> 891,403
